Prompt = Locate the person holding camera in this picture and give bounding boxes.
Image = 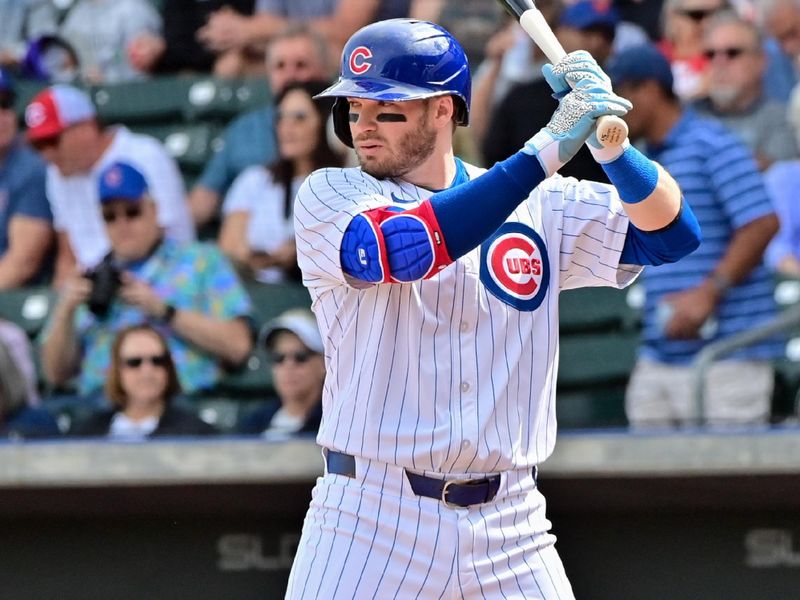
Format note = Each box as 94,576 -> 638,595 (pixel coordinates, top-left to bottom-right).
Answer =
40,161 -> 254,402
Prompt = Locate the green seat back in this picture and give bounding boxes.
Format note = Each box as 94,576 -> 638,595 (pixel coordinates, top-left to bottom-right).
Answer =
0,287 -> 56,338
133,121 -> 223,173
559,285 -> 641,334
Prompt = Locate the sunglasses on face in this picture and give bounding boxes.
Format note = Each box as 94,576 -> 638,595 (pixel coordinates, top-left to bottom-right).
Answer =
703,47 -> 749,60
121,353 -> 169,369
677,8 -> 717,22
269,350 -> 313,365
276,109 -> 312,123
102,204 -> 143,223
0,94 -> 14,111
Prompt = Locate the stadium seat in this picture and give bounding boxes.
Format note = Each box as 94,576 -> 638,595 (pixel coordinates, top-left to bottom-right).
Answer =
89,76 -> 200,124
245,280 -> 312,328
183,78 -> 271,121
133,121 -> 223,173
559,284 -> 641,334
556,330 -> 639,429
0,287 -> 56,339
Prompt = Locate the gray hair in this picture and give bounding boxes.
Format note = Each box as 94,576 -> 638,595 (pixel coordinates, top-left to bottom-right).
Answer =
704,9 -> 764,49
267,23 -> 330,72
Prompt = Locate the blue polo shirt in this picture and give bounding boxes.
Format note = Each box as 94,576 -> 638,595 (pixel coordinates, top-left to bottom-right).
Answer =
0,137 -> 52,279
640,109 -> 781,364
198,106 -> 277,196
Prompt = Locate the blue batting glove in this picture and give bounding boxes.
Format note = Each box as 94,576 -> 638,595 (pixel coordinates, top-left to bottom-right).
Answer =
543,50 -> 614,101
523,77 -> 632,176
542,62 -> 570,99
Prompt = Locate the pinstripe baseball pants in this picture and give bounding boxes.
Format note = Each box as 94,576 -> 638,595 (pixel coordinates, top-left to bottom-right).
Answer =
285,455 -> 575,599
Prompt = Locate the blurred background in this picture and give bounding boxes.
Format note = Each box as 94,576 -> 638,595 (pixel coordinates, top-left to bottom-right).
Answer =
0,0 -> 799,598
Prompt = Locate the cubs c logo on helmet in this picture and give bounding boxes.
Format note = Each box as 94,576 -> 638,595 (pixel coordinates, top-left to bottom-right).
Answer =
480,223 -> 550,311
349,46 -> 373,75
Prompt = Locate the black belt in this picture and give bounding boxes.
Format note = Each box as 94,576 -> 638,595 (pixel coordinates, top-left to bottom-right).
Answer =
325,450 -> 502,508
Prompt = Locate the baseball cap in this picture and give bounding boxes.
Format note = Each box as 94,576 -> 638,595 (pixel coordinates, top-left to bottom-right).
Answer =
98,162 -> 149,203
24,84 -> 96,141
560,0 -> 620,30
260,309 -> 323,354
606,43 -> 674,92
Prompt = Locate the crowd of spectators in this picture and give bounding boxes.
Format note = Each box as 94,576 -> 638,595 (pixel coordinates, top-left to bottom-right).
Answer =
2,0 -> 800,439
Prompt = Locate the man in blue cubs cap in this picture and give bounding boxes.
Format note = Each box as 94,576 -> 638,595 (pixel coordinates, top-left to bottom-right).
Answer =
40,160 -> 254,403
0,67 -> 53,288
287,19 -> 699,599
609,44 -> 782,431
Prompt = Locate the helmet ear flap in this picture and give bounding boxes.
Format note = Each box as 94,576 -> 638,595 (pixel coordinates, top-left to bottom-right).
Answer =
332,97 -> 354,148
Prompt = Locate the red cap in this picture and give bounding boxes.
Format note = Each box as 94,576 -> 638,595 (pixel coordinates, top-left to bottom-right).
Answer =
25,85 -> 96,141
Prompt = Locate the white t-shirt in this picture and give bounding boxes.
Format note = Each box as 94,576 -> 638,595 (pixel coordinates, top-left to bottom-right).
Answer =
46,126 -> 195,269
221,165 -> 300,283
109,412 -> 159,439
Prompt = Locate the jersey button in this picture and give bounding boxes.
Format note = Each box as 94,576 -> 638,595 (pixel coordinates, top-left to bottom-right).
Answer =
461,439 -> 471,449
460,382 -> 470,393
459,321 -> 470,333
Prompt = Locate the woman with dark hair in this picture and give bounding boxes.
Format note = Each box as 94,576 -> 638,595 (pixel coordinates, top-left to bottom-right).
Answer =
71,324 -> 217,438
218,79 -> 344,282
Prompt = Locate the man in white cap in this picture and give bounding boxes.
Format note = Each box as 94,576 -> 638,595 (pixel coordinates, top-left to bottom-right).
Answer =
25,84 -> 194,286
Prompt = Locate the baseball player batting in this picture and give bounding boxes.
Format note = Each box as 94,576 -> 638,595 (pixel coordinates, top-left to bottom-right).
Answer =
288,18 -> 701,599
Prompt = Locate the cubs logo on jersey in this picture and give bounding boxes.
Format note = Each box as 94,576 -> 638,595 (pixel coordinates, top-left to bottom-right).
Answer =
349,46 -> 373,75
480,222 -> 550,311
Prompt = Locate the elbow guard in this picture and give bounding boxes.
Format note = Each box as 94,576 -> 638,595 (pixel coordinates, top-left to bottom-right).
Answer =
341,201 -> 453,283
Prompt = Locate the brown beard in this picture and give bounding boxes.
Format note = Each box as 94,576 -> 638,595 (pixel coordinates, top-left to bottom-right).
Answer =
356,102 -> 437,179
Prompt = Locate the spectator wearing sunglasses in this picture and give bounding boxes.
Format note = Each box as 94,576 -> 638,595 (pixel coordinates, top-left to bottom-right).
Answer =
71,324 -> 217,438
218,79 -> 341,283
188,24 -> 332,233
24,85 -> 194,287
658,0 -> 730,100
694,10 -> 798,170
40,161 -> 254,403
237,309 -> 324,440
0,67 -> 54,288
609,44 -> 780,428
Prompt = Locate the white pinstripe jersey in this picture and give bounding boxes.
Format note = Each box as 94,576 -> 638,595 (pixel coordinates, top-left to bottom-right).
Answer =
294,162 -> 641,474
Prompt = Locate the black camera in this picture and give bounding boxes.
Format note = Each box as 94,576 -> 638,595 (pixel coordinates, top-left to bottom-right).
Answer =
85,256 -> 121,318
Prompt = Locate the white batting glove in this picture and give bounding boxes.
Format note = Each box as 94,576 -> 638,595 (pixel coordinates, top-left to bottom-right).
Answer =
523,77 -> 632,177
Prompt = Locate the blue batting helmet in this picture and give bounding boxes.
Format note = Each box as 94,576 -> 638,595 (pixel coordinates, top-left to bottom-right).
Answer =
316,19 -> 471,147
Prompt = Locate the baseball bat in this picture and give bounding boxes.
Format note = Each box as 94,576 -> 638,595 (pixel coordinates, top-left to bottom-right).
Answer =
497,0 -> 629,148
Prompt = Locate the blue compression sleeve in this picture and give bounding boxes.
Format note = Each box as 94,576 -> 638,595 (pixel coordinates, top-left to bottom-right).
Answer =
430,152 -> 546,259
599,144 -> 659,204
620,200 -> 702,265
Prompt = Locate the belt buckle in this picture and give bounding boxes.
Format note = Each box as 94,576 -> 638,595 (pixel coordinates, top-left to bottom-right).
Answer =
441,478 -> 471,508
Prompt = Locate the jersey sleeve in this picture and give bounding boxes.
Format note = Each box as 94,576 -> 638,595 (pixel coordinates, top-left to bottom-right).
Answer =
294,168 -> 393,291
538,176 -> 643,291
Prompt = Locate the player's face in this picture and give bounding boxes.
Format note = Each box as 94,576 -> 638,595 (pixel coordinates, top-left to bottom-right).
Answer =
269,332 -> 325,404
277,89 -> 321,164
348,98 -> 437,179
118,330 -> 169,409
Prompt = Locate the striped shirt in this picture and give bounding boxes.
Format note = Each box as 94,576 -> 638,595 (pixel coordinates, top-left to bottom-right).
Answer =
294,162 -> 641,473
641,109 -> 781,364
